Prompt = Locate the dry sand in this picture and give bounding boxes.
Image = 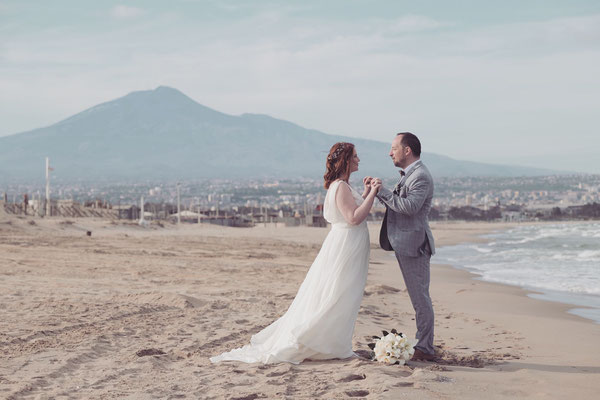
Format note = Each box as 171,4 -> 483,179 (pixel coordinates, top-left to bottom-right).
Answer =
1,216 -> 599,399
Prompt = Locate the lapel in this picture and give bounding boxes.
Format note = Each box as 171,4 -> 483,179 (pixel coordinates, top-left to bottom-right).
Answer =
403,160 -> 422,184
394,160 -> 422,194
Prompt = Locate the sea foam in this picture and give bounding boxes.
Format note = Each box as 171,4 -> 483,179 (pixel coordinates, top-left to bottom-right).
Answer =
436,222 -> 600,323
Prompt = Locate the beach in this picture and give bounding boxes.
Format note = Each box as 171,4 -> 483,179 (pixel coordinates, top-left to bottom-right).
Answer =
1,216 -> 599,399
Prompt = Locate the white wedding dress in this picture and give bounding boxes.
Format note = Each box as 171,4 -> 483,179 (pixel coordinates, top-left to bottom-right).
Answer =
210,180 -> 370,364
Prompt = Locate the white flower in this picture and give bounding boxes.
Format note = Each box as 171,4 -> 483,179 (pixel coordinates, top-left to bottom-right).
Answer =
371,330 -> 416,364
374,340 -> 387,361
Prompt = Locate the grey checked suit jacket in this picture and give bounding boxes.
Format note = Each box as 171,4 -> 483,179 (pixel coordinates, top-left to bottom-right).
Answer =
376,160 -> 436,257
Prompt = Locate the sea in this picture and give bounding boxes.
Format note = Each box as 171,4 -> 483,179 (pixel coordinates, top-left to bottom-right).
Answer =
435,222 -> 600,324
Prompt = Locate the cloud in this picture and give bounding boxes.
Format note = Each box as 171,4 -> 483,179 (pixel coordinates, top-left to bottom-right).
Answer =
387,15 -> 449,33
432,14 -> 600,58
1,8 -> 599,165
110,5 -> 144,19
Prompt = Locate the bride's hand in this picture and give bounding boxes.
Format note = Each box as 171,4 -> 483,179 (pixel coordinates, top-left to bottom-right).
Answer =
362,176 -> 372,198
370,180 -> 382,194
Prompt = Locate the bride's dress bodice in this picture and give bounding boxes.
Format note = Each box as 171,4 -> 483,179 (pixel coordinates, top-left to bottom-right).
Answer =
323,180 -> 366,228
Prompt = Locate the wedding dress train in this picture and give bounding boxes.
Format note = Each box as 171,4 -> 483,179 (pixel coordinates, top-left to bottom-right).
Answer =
210,180 -> 370,364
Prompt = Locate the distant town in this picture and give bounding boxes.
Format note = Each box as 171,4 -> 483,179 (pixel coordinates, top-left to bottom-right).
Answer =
2,174 -> 600,225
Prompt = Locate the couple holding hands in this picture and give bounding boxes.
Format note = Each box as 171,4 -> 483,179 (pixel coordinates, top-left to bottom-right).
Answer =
211,132 -> 436,365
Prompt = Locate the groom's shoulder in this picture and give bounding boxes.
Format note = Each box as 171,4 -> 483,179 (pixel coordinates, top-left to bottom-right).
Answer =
409,163 -> 433,186
414,161 -> 432,177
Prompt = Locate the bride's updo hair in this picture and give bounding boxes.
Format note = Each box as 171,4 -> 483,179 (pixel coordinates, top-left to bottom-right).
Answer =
324,142 -> 355,189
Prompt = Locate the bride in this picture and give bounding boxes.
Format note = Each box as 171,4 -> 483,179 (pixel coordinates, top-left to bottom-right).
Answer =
210,142 -> 381,364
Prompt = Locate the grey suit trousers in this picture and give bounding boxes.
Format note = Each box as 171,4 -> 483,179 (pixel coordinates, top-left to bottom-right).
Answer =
395,240 -> 434,355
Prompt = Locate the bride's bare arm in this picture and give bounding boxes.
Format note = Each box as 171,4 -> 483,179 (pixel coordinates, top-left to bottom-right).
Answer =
335,181 -> 379,225
362,176 -> 372,199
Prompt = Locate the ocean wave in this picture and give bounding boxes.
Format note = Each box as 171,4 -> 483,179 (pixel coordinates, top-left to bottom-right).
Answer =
436,221 -> 600,299
479,273 -> 600,296
551,253 -> 572,260
577,250 -> 600,260
469,245 -> 493,253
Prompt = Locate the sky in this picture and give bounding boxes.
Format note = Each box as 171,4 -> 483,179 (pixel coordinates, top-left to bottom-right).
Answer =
1,0 -> 599,172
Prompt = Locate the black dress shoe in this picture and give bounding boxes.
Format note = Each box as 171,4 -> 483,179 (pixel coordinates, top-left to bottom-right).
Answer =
410,349 -> 436,361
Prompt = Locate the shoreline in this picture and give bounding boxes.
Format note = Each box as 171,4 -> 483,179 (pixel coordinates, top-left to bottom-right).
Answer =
430,220 -> 600,325
368,221 -> 600,398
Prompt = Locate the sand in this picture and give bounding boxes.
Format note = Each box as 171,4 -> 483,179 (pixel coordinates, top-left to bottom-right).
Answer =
1,216 -> 599,399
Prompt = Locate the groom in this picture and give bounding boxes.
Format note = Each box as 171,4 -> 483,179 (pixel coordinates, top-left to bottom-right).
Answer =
370,132 -> 436,361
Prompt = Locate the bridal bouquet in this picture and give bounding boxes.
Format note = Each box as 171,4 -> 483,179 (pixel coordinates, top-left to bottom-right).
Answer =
368,329 -> 415,365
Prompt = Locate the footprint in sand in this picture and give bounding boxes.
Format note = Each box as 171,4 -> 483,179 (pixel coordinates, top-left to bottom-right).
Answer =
345,389 -> 370,397
435,346 -> 498,368
135,348 -> 165,357
265,365 -> 293,377
336,373 -> 366,382
231,394 -> 263,400
394,381 -> 414,387
363,284 -> 403,296
353,349 -> 372,359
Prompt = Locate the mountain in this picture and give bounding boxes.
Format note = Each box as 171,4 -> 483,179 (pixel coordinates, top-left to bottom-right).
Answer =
0,86 -> 563,183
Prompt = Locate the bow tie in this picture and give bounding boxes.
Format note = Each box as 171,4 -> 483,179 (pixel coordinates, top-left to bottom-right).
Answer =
400,170 -> 406,176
